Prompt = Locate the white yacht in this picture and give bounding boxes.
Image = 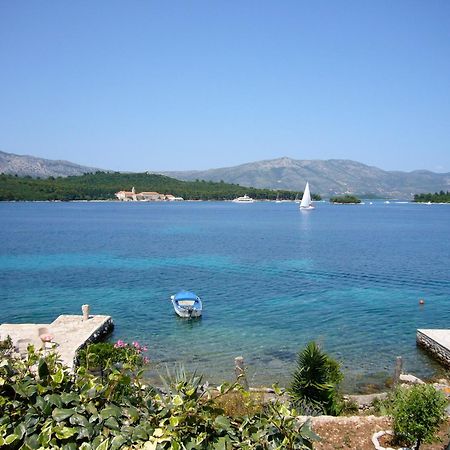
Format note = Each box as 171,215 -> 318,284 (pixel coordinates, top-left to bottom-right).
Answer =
232,194 -> 255,203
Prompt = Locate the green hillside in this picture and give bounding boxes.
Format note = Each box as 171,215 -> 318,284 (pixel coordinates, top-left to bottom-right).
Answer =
0,172 -> 320,201
413,191 -> 450,203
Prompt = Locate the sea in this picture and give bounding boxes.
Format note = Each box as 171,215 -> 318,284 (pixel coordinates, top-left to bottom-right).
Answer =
1,200 -> 449,391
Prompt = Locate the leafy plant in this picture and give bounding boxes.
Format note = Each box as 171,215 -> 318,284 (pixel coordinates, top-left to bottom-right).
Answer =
77,340 -> 149,373
0,335 -> 13,357
0,338 -> 318,449
370,395 -> 394,416
288,341 -> 343,415
392,384 -> 447,450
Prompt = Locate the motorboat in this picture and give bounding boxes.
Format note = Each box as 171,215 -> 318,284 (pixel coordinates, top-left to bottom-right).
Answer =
232,194 -> 255,203
170,291 -> 202,318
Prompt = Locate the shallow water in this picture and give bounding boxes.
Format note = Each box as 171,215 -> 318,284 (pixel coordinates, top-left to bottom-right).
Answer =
1,201 -> 449,391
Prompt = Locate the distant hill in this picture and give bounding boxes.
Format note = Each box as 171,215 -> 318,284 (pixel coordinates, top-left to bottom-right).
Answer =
0,172 -> 294,201
0,150 -> 101,177
2,151 -> 449,199
162,157 -> 450,199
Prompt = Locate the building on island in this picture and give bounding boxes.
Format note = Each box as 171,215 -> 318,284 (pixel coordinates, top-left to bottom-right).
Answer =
138,191 -> 162,201
115,188 -> 183,202
115,187 -> 137,201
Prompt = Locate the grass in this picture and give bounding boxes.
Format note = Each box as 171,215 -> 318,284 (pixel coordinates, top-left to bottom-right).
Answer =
212,389 -> 265,417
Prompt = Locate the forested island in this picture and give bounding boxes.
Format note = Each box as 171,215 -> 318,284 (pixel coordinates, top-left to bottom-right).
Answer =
329,195 -> 361,204
0,172 -> 322,202
413,191 -> 450,203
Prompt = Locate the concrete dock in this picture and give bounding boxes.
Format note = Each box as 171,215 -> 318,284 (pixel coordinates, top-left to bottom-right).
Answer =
0,313 -> 114,369
417,329 -> 450,367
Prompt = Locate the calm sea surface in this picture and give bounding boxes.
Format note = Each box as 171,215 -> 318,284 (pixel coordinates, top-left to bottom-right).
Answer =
1,201 -> 449,391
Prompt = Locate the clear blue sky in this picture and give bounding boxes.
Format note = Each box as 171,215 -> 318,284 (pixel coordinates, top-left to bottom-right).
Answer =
1,1 -> 449,173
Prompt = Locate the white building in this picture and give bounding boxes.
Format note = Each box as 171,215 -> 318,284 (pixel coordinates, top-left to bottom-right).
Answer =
115,188 -> 182,202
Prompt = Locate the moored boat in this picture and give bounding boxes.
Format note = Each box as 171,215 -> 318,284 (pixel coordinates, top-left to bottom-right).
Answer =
170,291 -> 202,318
232,194 -> 255,203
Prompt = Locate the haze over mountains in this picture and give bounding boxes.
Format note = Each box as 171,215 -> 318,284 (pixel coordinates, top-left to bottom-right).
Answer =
1,150 -> 449,198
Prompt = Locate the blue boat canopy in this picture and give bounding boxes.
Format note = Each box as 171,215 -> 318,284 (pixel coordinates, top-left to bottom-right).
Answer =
174,291 -> 199,301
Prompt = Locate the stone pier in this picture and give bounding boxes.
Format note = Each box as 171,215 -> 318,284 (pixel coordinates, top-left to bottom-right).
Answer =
417,329 -> 450,367
0,311 -> 114,369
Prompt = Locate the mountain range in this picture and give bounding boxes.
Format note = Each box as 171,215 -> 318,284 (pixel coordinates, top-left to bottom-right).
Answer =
0,150 -> 100,178
1,150 -> 449,198
162,157 -> 450,198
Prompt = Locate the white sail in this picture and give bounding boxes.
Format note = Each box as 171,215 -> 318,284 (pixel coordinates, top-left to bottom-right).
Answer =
300,182 -> 315,210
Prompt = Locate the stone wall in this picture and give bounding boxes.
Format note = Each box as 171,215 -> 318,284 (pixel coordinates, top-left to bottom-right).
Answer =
416,330 -> 450,367
86,317 -> 114,345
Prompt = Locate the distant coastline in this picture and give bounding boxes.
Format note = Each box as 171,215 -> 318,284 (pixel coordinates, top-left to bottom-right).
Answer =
0,172 -> 318,202
1,172 -> 449,203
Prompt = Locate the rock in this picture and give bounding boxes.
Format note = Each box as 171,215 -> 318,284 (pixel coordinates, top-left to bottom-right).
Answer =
399,373 -> 425,384
347,392 -> 388,409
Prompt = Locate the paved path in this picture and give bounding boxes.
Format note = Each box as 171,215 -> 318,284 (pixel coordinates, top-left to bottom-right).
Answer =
0,314 -> 113,368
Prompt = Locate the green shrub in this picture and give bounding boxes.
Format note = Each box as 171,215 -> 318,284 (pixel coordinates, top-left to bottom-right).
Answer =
0,335 -> 13,356
370,395 -> 394,416
77,339 -> 149,372
392,384 -> 447,450
288,341 -> 344,415
0,338 -> 318,449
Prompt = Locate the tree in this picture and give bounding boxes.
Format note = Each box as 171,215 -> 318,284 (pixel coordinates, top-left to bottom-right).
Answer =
329,195 -> 361,204
289,341 -> 343,415
392,384 -> 447,450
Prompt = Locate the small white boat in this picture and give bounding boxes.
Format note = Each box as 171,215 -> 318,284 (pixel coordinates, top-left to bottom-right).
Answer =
299,182 -> 315,210
170,291 -> 202,318
232,194 -> 255,203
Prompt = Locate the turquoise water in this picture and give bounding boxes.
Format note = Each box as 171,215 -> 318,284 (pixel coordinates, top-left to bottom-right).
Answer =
1,201 -> 449,390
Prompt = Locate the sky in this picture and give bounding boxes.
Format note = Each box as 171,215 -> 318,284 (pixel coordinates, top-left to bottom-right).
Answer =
1,1 -> 449,173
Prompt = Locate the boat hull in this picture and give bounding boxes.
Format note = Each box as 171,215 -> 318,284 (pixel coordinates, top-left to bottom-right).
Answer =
170,295 -> 202,318
232,195 -> 255,203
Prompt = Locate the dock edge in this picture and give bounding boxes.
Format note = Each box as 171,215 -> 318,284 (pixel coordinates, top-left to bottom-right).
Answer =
416,329 -> 450,368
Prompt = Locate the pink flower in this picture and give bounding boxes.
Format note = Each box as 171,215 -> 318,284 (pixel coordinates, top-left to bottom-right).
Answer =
143,357 -> 150,364
114,339 -> 126,348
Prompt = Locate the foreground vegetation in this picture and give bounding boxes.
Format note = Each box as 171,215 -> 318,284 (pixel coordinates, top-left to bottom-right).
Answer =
1,337 -> 447,449
413,191 -> 450,203
391,384 -> 447,450
0,172 -> 321,202
0,338 -> 318,449
289,342 -> 345,416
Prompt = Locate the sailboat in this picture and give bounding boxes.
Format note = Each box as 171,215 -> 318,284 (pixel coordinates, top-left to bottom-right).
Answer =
299,182 -> 315,210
